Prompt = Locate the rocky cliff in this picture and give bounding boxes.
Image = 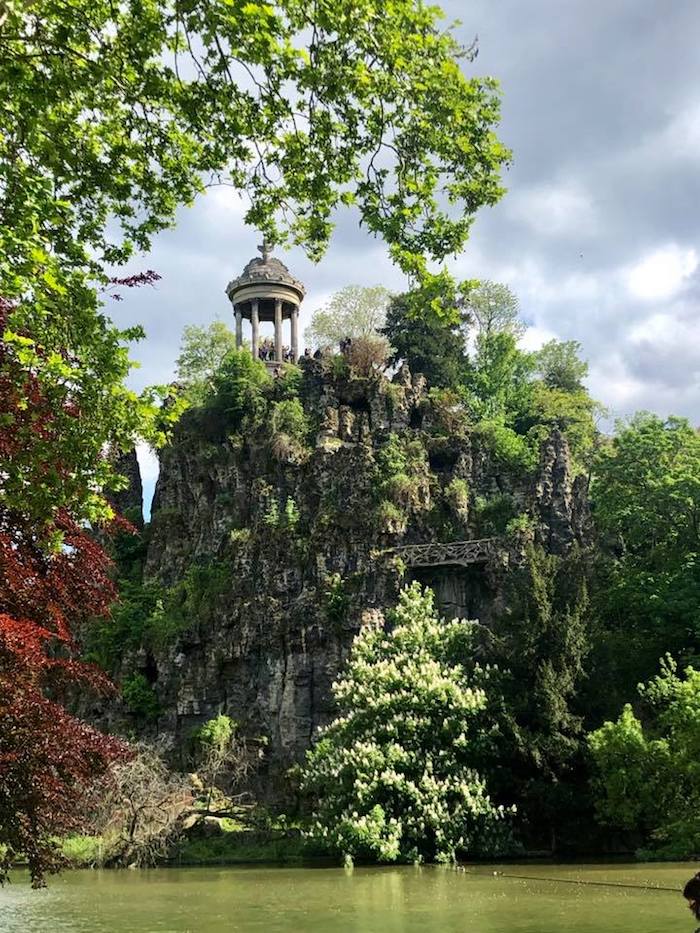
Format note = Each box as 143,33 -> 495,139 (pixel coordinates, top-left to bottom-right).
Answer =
111,357 -> 589,797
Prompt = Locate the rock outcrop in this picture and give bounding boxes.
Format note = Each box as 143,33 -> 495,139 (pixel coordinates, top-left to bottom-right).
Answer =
112,359 -> 590,797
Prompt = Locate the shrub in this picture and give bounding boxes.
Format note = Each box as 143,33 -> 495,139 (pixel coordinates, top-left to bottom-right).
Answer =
376,499 -> 406,532
325,573 -> 349,625
505,513 -> 534,536
445,477 -> 469,513
427,388 -> 469,436
210,348 -> 271,426
284,497 -> 300,530
122,673 -> 160,721
274,364 -> 303,400
345,334 -> 391,376
474,417 -> 537,472
229,527 -> 251,546
271,398 -> 308,441
473,493 -> 517,536
86,561 -> 230,668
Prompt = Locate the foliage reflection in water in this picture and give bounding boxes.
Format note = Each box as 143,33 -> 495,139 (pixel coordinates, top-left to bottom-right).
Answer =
1,863 -> 693,933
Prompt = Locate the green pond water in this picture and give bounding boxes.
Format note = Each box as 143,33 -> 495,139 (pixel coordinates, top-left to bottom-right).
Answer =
1,863 -> 696,933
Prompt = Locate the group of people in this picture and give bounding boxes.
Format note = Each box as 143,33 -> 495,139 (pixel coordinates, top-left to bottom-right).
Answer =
258,335 -> 355,367
257,338 -> 295,363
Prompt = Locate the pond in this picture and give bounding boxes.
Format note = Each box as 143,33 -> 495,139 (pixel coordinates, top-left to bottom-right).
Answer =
1,862 -> 695,932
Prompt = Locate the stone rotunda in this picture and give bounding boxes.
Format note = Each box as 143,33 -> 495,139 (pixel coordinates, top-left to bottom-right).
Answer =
225,242 -> 305,363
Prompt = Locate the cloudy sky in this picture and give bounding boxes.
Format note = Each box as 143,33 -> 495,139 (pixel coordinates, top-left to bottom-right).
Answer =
108,1 -> 700,508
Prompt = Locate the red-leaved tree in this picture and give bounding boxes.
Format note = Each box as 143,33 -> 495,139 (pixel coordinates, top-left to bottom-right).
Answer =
0,300 -> 129,886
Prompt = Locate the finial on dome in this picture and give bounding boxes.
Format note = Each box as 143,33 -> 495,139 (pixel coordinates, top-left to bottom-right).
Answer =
257,239 -> 272,262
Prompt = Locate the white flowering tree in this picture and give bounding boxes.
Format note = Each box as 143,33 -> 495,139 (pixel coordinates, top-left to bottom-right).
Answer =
301,584 -> 511,864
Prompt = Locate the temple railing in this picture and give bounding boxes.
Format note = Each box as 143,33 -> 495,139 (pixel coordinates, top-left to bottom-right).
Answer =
387,538 -> 499,568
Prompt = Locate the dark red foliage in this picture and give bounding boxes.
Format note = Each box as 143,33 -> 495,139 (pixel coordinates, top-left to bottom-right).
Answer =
0,508 -> 128,886
107,270 -> 161,300
0,306 -> 130,885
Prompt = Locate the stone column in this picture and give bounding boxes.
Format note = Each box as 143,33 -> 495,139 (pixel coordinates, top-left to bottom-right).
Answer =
251,299 -> 259,358
234,305 -> 243,349
290,305 -> 299,362
274,298 -> 283,362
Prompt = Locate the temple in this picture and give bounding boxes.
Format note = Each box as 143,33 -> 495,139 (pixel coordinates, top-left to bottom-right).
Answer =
225,242 -> 305,364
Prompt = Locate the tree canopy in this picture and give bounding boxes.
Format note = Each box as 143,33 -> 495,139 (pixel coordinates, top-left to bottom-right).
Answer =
588,656 -> 700,858
305,285 -> 390,349
464,280 -> 524,339
2,0 -> 510,278
176,321 -> 238,405
589,414 -> 700,705
535,339 -> 589,392
383,293 -> 468,389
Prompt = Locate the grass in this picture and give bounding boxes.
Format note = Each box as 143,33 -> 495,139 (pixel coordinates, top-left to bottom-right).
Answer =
61,835 -> 107,867
174,829 -> 327,866
58,827 -> 331,869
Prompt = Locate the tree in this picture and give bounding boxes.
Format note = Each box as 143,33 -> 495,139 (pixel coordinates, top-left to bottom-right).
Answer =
485,546 -> 591,850
88,742 -> 193,868
0,287 -> 175,533
210,347 -> 272,426
535,340 -> 589,392
2,3 -> 509,279
190,715 -> 264,820
345,335 -> 392,377
590,414 -> 700,703
88,718 -> 264,867
0,314 -> 134,886
176,321 -> 237,405
464,280 -> 525,339
588,656 -> 700,858
383,293 -> 467,388
463,331 -> 535,420
0,506 -> 127,886
301,584 -> 510,864
305,286 -> 391,349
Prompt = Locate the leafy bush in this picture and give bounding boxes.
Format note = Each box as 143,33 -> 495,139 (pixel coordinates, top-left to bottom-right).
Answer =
345,334 -> 391,376
122,674 -> 160,720
445,477 -> 469,513
274,364 -> 303,400
229,527 -> 251,546
263,499 -> 280,527
271,398 -> 308,441
262,496 -> 300,532
86,562 -> 230,669
301,584 -> 511,864
374,434 -> 428,512
195,713 -> 235,750
210,348 -> 271,426
375,499 -> 406,531
284,497 -> 300,530
473,418 -> 537,472
505,512 -> 534,536
427,387 -> 469,436
473,493 -> 517,536
324,573 -> 349,625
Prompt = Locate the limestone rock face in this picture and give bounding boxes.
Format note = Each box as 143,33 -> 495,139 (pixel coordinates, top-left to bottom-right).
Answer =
116,360 -> 590,798
109,448 -> 144,527
533,429 -> 591,553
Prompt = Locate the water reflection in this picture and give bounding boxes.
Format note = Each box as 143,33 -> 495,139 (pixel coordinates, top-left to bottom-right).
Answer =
1,863 -> 691,933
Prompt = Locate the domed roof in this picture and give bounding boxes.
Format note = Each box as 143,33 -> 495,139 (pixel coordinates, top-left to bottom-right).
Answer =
225,242 -> 305,301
